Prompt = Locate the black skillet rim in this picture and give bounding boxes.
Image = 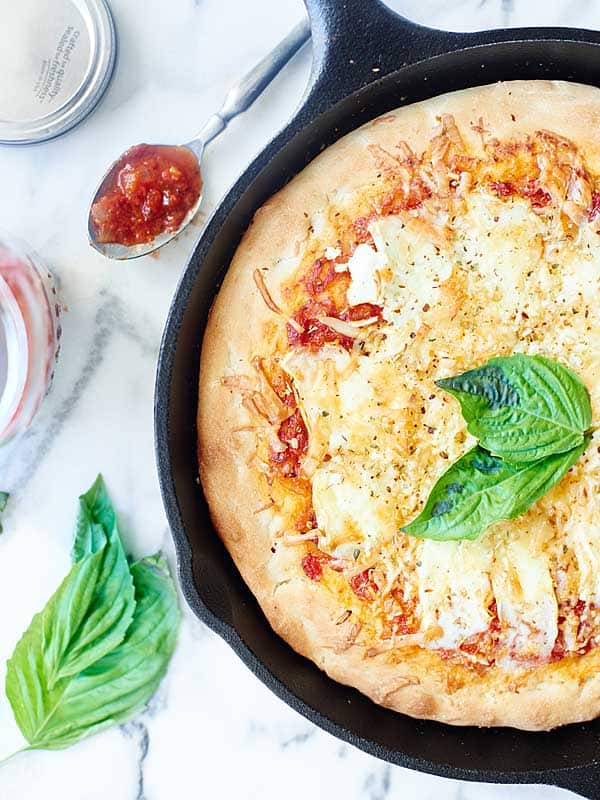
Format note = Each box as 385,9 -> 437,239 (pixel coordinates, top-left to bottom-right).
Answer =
155,1 -> 600,794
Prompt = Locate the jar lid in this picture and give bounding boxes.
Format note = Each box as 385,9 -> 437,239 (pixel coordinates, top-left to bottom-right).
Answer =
0,0 -> 117,145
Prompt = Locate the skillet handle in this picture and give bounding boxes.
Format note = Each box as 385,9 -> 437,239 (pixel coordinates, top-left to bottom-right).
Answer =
302,0 -> 465,110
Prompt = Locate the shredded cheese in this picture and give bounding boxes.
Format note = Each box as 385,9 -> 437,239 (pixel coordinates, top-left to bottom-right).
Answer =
248,121 -> 600,669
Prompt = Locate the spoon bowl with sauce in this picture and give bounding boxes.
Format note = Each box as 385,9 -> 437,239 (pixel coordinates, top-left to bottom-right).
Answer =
89,143 -> 203,259
88,19 -> 310,260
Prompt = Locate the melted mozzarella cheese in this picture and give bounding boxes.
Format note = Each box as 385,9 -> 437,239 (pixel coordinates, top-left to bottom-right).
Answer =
553,227 -> 600,305
280,187 -> 599,664
457,195 -> 545,299
312,455 -> 398,554
417,539 -> 493,649
342,243 -> 386,305
279,346 -> 351,466
491,530 -> 558,663
370,215 -> 454,334
563,433 -> 600,604
567,517 -> 600,604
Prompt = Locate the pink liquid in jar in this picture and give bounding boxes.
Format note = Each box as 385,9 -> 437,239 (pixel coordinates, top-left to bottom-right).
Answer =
0,237 -> 61,445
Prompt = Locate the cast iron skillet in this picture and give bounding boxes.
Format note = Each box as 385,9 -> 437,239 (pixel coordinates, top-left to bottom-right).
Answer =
155,1 -> 600,795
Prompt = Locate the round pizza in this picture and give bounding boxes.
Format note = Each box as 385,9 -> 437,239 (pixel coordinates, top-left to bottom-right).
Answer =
198,81 -> 600,730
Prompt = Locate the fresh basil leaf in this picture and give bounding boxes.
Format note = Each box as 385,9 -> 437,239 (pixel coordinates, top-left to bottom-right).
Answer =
6,550 -> 107,742
56,477 -> 135,680
72,474 -> 116,561
7,481 -> 136,697
6,477 -> 179,753
7,554 -> 179,751
436,355 -> 592,462
402,439 -> 589,541
58,475 -> 136,679
57,531 -> 135,681
0,491 -> 9,533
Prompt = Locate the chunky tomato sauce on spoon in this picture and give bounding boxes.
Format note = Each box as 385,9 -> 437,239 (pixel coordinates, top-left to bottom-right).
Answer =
90,144 -> 202,246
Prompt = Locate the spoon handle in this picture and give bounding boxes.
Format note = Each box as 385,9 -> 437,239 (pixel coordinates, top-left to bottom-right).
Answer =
190,18 -> 311,151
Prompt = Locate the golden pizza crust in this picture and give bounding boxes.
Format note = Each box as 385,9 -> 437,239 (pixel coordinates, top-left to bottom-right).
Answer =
198,80 -> 600,730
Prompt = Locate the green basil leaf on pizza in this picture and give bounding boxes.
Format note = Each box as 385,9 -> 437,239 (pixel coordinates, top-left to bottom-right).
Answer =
435,355 -> 592,463
402,438 -> 589,542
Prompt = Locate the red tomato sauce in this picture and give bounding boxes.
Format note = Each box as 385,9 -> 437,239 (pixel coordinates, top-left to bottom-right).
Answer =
589,189 -> 600,221
302,553 -> 324,580
349,569 -> 379,600
519,180 -> 551,208
382,594 -> 418,637
550,599 -> 595,662
352,215 -> 377,246
286,299 -> 383,351
287,298 -> 355,351
489,180 -> 515,197
303,257 -> 339,295
344,303 -> 383,322
489,178 -> 551,208
379,180 -> 432,216
550,636 -> 567,663
90,144 -> 202,246
270,409 -> 308,478
278,409 -> 308,453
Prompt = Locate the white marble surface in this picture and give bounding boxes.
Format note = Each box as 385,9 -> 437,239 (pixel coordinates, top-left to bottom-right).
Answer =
0,0 -> 594,797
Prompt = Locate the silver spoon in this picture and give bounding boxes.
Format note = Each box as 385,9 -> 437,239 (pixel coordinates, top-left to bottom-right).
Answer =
88,19 -> 310,260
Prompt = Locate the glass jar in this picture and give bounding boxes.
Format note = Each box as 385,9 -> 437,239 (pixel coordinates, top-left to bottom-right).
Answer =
0,236 -> 61,446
